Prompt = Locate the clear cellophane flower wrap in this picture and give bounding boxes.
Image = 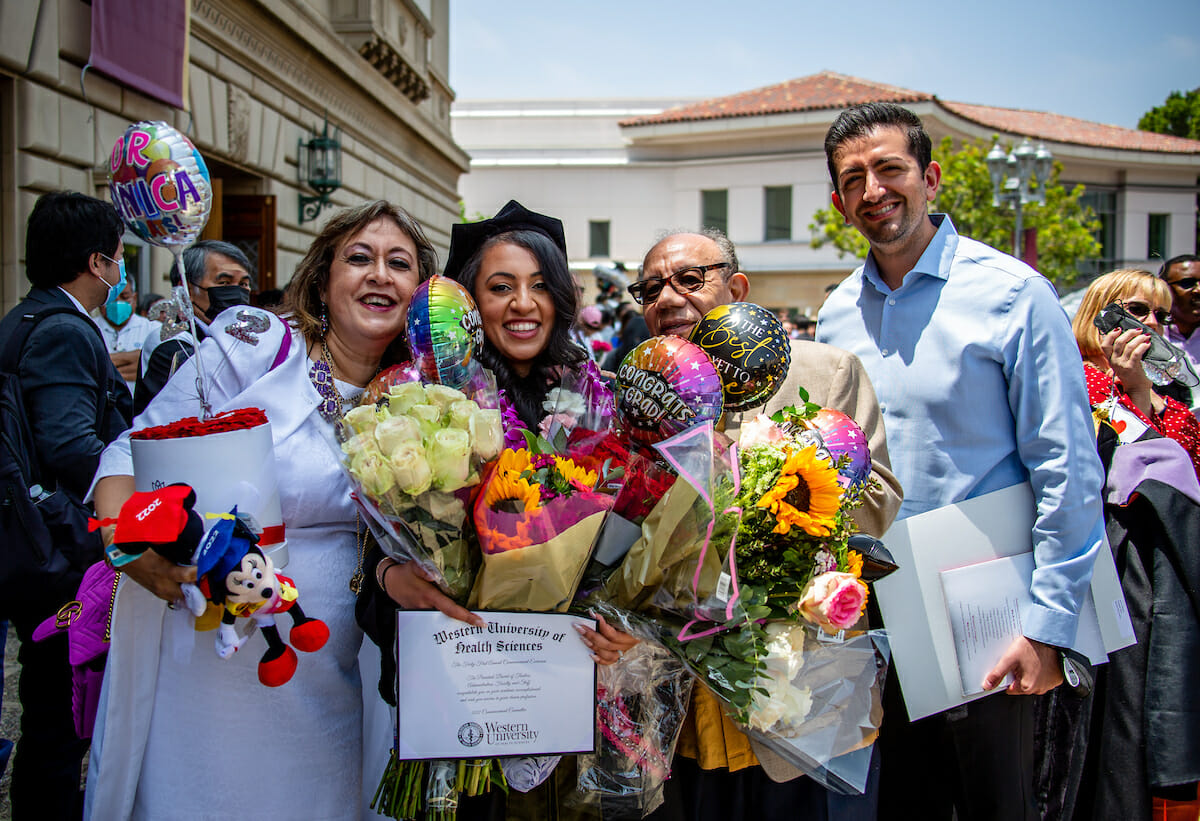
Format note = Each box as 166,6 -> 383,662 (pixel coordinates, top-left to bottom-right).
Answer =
583,406 -> 893,796
334,362 -> 502,602
345,363 -> 512,820
468,369 -> 626,613
566,640 -> 694,818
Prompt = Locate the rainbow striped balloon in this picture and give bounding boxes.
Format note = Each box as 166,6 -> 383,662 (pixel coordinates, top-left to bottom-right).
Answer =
406,275 -> 483,388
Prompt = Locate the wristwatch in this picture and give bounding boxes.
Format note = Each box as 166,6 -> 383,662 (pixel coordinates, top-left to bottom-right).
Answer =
1059,648 -> 1093,697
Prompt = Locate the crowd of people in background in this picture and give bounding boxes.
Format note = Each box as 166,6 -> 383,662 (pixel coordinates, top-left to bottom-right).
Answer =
1,102 -> 1197,821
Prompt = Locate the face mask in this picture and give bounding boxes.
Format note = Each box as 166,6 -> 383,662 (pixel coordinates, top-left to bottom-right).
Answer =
97,254 -> 127,306
205,285 -> 251,318
105,300 -> 133,326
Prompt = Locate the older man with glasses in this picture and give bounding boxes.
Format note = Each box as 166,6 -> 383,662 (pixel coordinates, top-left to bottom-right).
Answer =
1160,254 -> 1200,410
632,228 -> 902,821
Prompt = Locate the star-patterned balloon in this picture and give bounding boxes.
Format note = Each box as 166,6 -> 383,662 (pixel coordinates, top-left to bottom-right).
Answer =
798,408 -> 872,487
615,336 -> 723,446
688,302 -> 791,412
407,275 -> 483,389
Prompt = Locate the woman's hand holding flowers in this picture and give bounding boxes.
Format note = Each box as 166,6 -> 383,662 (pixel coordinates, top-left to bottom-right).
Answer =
380,559 -> 485,628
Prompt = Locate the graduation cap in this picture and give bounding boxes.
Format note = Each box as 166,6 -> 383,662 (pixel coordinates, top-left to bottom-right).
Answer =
444,200 -> 567,280
194,507 -> 262,601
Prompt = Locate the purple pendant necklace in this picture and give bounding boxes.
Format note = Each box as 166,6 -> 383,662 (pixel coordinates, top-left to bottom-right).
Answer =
309,340 -> 350,422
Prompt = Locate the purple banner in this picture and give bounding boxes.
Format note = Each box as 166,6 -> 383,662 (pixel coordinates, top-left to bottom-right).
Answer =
90,0 -> 188,109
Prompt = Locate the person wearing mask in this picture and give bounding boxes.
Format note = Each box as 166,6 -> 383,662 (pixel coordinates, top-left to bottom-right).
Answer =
816,102 -> 1104,821
0,191 -> 133,819
135,240 -> 254,414
93,278 -> 155,395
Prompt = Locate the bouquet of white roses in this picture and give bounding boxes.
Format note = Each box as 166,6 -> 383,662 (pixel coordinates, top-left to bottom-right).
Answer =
336,365 -> 503,601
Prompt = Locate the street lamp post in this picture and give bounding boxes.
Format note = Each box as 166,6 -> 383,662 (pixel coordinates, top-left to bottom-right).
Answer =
986,137 -> 1053,259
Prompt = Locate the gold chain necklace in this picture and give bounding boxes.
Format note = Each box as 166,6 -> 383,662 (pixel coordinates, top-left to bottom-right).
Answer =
349,511 -> 368,594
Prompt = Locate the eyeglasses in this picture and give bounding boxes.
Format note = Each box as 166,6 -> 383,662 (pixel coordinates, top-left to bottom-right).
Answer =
1122,300 -> 1174,326
628,262 -> 729,306
1167,276 -> 1200,291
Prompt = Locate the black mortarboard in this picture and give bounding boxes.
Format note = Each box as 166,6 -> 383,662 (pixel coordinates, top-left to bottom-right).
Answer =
443,200 -> 567,280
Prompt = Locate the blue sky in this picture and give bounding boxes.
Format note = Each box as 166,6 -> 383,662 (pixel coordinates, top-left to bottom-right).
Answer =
449,0 -> 1199,129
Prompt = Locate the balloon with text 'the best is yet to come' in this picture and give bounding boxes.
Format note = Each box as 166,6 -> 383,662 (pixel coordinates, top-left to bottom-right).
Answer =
616,335 -> 724,447
407,275 -> 484,389
688,302 -> 791,412
108,121 -> 212,247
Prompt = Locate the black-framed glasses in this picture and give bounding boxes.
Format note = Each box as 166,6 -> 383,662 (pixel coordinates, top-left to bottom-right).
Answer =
1121,300 -> 1174,326
628,262 -> 729,305
1167,276 -> 1200,291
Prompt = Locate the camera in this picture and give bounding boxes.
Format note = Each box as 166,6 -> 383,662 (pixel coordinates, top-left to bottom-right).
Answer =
1093,302 -> 1198,387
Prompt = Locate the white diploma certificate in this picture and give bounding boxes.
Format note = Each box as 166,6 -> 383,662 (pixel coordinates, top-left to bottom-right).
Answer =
876,483 -> 1135,720
394,610 -> 597,759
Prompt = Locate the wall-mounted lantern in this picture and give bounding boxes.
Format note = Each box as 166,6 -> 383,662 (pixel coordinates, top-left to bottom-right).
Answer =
298,114 -> 342,224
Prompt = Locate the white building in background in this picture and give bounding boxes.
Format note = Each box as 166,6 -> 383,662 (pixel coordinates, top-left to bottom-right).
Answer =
454,72 -> 1200,315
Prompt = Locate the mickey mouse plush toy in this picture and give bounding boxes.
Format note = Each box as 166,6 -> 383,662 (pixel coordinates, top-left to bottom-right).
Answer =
194,508 -> 329,687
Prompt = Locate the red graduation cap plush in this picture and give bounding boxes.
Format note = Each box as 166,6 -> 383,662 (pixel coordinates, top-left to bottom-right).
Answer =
91,484 -> 205,568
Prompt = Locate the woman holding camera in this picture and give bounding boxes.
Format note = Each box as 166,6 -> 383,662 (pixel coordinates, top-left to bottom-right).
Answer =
1071,268 -> 1200,475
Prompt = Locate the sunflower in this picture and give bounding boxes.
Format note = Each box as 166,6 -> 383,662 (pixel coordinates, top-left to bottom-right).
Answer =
554,457 -> 597,491
756,445 -> 844,537
483,449 -> 542,512
846,549 -> 864,578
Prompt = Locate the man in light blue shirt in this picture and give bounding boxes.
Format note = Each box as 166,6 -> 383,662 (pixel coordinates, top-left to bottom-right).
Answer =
816,102 -> 1104,820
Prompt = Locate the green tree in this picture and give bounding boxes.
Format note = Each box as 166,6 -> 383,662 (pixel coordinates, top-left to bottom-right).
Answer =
1139,88 -> 1200,252
1138,88 -> 1200,140
809,137 -> 1101,288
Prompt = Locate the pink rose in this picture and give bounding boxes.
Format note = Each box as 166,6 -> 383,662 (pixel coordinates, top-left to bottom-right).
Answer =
798,571 -> 867,632
740,414 -> 786,447
538,412 -> 578,439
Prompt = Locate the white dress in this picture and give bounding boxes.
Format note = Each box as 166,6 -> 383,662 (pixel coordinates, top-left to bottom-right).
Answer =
85,308 -> 376,821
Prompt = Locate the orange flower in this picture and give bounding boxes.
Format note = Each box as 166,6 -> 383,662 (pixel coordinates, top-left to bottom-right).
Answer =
846,550 -> 864,579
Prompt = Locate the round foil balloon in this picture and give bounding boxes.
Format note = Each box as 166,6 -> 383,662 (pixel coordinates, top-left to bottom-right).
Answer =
798,408 -> 872,487
108,121 -> 212,247
688,303 -> 791,412
616,336 -> 723,446
407,275 -> 483,388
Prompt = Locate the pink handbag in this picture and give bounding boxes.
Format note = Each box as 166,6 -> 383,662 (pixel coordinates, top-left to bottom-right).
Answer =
32,561 -> 120,738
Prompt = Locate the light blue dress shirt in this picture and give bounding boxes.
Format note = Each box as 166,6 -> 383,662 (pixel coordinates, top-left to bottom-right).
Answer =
817,215 -> 1105,648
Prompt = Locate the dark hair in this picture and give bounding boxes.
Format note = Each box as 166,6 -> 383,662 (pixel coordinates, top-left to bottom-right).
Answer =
281,200 -> 437,362
25,191 -> 124,288
138,292 -> 164,316
824,102 -> 932,194
169,240 -> 255,289
1159,254 -> 1200,280
452,229 -> 587,429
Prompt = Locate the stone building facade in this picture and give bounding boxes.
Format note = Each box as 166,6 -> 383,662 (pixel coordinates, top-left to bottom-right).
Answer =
0,0 -> 467,314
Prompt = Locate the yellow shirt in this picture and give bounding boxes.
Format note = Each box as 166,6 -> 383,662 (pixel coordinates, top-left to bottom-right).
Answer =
676,686 -> 759,771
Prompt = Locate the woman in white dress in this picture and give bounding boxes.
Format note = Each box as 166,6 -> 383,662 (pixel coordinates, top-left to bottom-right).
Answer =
86,201 -> 436,821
